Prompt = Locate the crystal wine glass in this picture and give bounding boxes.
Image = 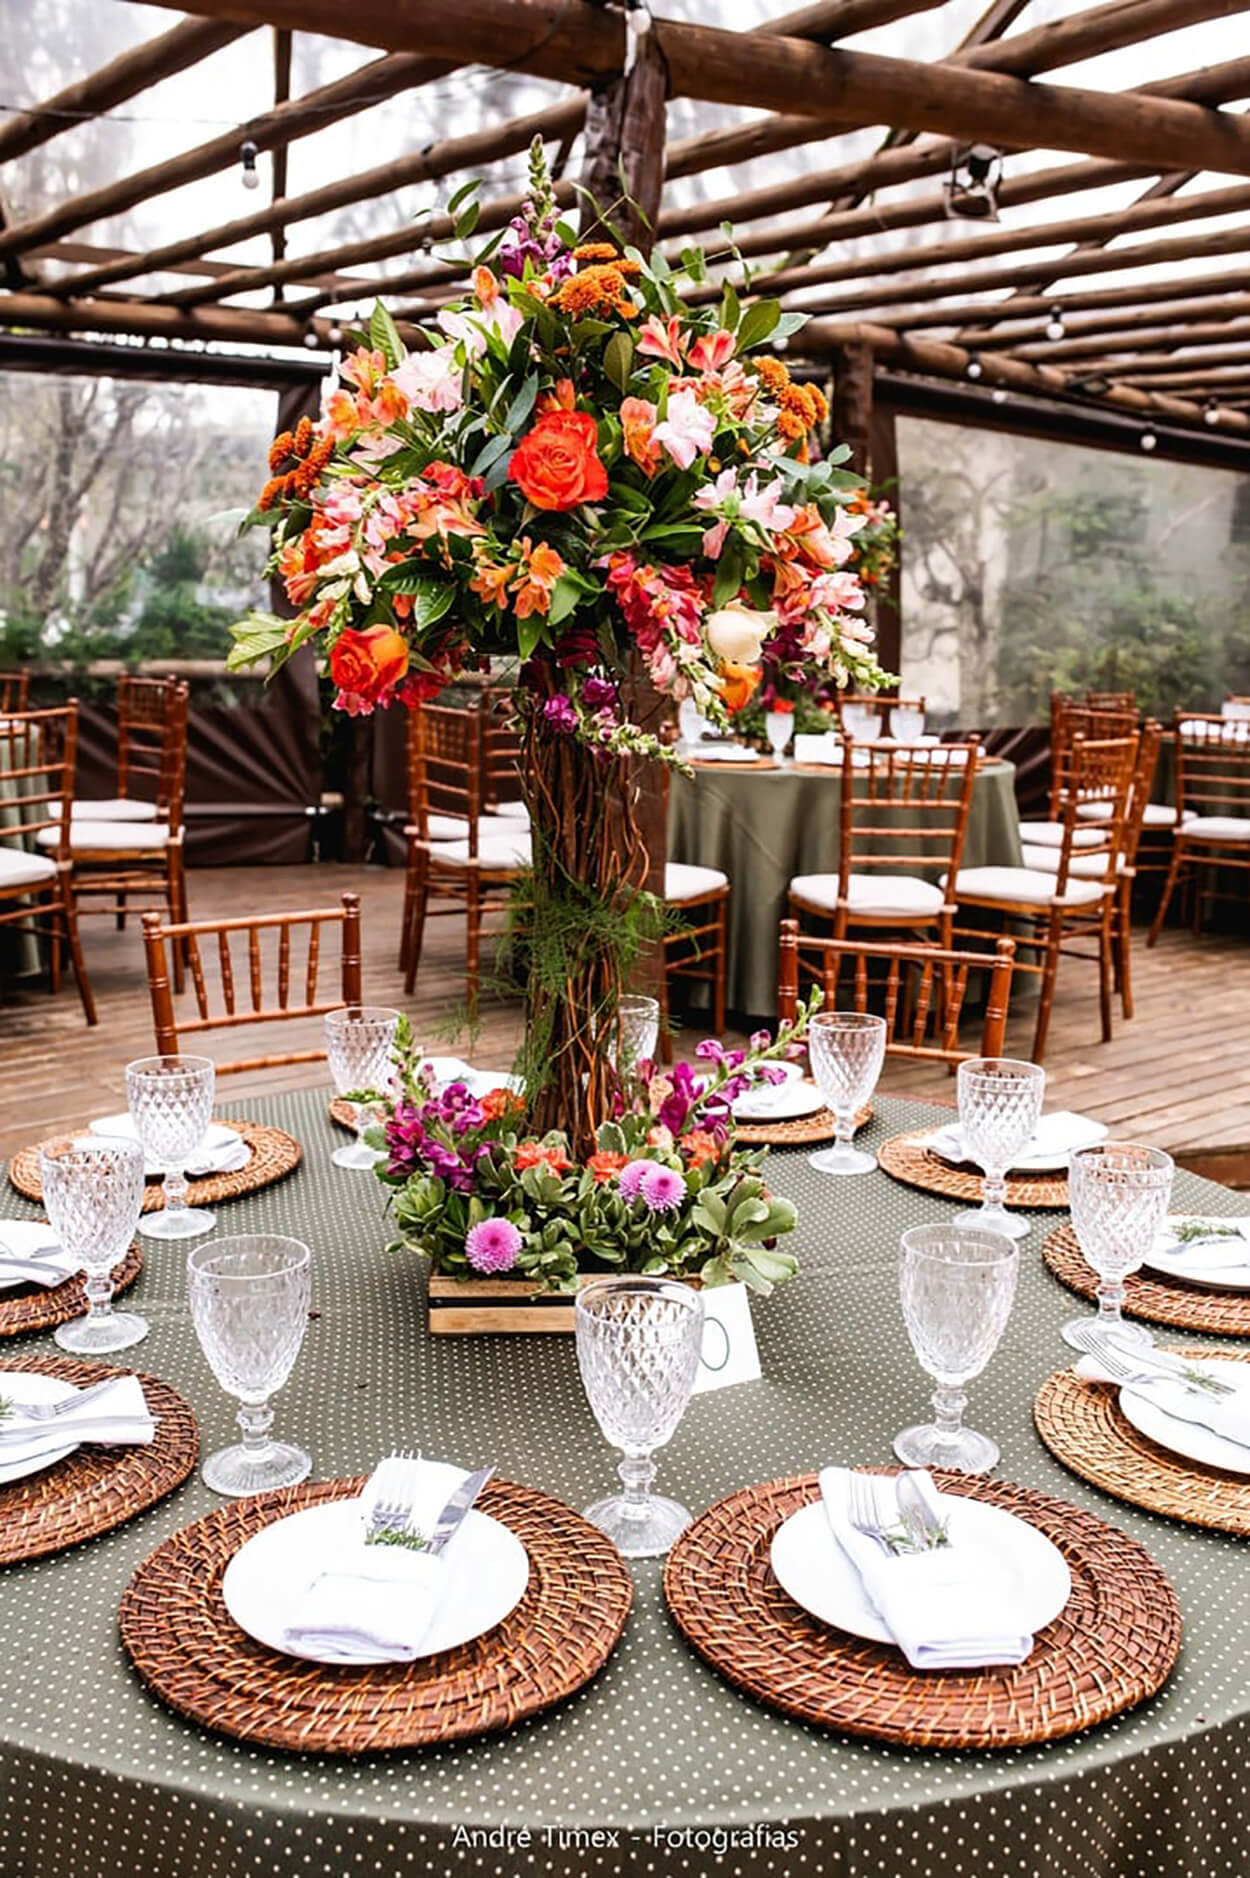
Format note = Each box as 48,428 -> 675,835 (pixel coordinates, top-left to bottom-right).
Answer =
325,1006 -> 401,1169
40,1135 -> 147,1354
1061,1142 -> 1174,1353
842,702 -> 881,744
677,698 -> 708,750
187,1234 -> 312,1496
952,1058 -> 1047,1242
611,995 -> 660,1077
895,1223 -> 1019,1474
575,1276 -> 704,1558
807,1011 -> 887,1175
125,1055 -> 216,1240
765,709 -> 794,765
889,704 -> 925,742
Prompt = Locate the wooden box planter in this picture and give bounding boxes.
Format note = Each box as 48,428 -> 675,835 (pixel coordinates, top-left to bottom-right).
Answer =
426,1273 -> 584,1335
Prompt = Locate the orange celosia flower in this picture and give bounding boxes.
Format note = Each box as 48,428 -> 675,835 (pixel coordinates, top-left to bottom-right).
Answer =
573,242 -> 618,263
753,356 -> 791,396
551,263 -> 638,319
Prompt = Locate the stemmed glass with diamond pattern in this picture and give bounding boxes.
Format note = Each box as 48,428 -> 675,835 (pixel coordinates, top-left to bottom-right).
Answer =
1061,1142 -> 1174,1353
765,709 -> 795,765
610,995 -> 660,1078
324,1007 -> 400,1169
40,1135 -> 147,1353
807,1011 -> 887,1175
575,1276 -> 704,1558
895,1223 -> 1019,1474
952,1058 -> 1046,1241
187,1234 -> 312,1496
125,1055 -> 216,1240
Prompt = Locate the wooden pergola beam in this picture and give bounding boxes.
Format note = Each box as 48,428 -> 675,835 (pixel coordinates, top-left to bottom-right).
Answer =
0,288 -> 418,349
892,273 -> 1250,335
133,1 -> 1250,181
1086,343 -> 1250,376
1013,315 -> 1250,361
0,52 -> 457,259
775,0 -> 947,34
0,17 -> 252,166
1112,363 -> 1250,388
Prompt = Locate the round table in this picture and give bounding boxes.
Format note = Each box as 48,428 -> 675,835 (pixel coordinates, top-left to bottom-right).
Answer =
1,1086 -> 1248,1878
668,758 -> 1023,1015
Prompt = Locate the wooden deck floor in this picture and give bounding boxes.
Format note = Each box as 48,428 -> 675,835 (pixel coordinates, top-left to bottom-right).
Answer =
1,861 -> 1247,1178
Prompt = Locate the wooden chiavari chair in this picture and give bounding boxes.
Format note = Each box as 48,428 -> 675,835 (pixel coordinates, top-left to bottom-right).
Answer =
660,862 -> 730,1063
1022,698 -> 1139,851
1148,711 -> 1250,944
140,893 -> 362,1074
1084,689 -> 1137,713
951,733 -> 1138,1060
788,738 -> 981,953
398,702 -> 531,1001
0,705 -> 96,1023
0,672 -> 30,716
777,920 -> 1017,1064
41,682 -> 191,985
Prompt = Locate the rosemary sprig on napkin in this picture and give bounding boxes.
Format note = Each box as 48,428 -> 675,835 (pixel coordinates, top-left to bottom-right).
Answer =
0,1397 -> 10,1424
1173,1219 -> 1244,1244
364,1527 -> 431,1553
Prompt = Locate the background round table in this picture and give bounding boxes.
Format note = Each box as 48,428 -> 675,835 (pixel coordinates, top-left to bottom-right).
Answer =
1,1085 -> 1248,1878
668,757 -> 1022,1015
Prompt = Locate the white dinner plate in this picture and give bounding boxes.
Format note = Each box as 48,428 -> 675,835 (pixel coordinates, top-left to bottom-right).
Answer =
769,1492 -> 1071,1649
1118,1362 -> 1250,1476
1140,1216 -> 1250,1293
89,1115 -> 246,1180
222,1475 -> 530,1666
0,1220 -> 76,1293
926,1110 -> 1107,1174
0,1371 -> 82,1484
733,1074 -> 823,1123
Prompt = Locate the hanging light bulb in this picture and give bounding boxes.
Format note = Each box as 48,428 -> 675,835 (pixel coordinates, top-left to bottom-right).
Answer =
327,324 -> 344,346
1045,305 -> 1066,342
991,387 -> 1008,405
302,330 -> 321,350
966,351 -> 984,381
944,144 -> 1002,221
240,140 -> 260,190
1140,426 -> 1158,453
1204,399 -> 1220,426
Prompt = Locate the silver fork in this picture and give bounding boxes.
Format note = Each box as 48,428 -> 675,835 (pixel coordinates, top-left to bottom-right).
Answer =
846,1472 -> 900,1556
3,1380 -> 121,1424
1087,1340 -> 1233,1400
1067,1322 -> 1235,1395
363,1452 -> 420,1544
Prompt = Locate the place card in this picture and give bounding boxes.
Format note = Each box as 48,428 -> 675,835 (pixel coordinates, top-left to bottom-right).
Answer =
691,1283 -> 762,1395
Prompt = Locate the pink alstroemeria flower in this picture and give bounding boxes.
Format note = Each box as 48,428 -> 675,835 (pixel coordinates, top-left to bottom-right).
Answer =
688,328 -> 735,374
652,391 -> 716,471
392,345 -> 464,414
637,314 -> 686,369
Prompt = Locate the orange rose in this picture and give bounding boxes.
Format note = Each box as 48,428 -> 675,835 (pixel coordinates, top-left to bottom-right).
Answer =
719,661 -> 760,715
509,411 -> 608,512
328,625 -> 409,702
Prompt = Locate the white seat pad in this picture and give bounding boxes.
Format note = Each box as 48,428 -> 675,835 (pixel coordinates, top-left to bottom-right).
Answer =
1017,819 -> 1107,850
1181,815 -> 1250,841
1021,844 -> 1125,879
790,873 -> 946,918
0,846 -> 57,889
37,820 -> 170,853
665,862 -> 728,903
422,812 -> 528,842
429,830 -> 531,867
48,798 -> 159,823
947,865 -> 1106,909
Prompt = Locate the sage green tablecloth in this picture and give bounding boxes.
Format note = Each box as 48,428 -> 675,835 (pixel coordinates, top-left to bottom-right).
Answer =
668,759 -> 1023,1015
1,1087 -> 1248,1878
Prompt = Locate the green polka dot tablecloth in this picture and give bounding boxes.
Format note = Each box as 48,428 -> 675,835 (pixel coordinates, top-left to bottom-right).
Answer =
1,1090 -> 1248,1878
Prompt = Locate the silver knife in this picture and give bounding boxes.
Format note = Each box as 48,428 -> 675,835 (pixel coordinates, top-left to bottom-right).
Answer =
896,1472 -> 950,1551
1123,1383 -> 1250,1453
428,1464 -> 496,1556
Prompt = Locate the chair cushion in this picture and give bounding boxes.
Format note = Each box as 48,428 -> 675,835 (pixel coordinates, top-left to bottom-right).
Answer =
48,798 -> 159,823
37,820 -> 171,853
946,865 -> 1106,909
1074,801 -> 1113,823
1181,815 -> 1250,841
1017,819 -> 1107,850
1021,844 -> 1126,879
422,812 -> 527,842
428,830 -> 531,867
789,873 -> 946,918
0,846 -> 57,889
492,801 -> 530,821
665,862 -> 729,903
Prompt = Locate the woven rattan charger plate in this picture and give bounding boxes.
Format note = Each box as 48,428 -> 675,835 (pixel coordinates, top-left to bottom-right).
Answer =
0,1354 -> 197,1565
878,1129 -> 1069,1210
9,1118 -> 302,1215
663,1471 -> 1180,1750
0,1241 -> 141,1339
1043,1223 -> 1250,1337
120,1475 -> 632,1754
1035,1360 -> 1250,1535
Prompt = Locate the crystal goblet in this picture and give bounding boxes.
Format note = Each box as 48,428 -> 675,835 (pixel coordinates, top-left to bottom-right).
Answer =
610,994 -> 660,1078
895,1222 -> 1019,1474
677,698 -> 708,751
125,1054 -> 216,1240
325,1006 -> 401,1169
765,709 -> 795,765
952,1057 -> 1047,1242
807,1011 -> 887,1175
889,704 -> 925,741
575,1276 -> 704,1558
1061,1142 -> 1174,1353
187,1234 -> 312,1496
40,1135 -> 147,1354
842,702 -> 881,743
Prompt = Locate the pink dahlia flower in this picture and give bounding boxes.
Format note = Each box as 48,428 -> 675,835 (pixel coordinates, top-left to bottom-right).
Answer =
639,1165 -> 686,1213
464,1218 -> 523,1274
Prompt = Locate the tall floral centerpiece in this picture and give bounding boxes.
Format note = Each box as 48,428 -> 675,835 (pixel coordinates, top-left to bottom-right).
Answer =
231,143 -> 885,1157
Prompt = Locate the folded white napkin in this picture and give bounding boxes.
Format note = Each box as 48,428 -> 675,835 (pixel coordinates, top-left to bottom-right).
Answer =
0,1220 -> 79,1290
1150,1220 -> 1250,1274
89,1114 -> 248,1178
928,1110 -> 1104,1170
281,1544 -> 448,1664
0,1373 -> 155,1458
819,1467 -> 1034,1670
793,733 -> 840,765
1075,1356 -> 1250,1448
690,742 -> 756,762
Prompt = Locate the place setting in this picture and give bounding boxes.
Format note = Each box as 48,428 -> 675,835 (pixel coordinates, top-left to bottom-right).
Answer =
1045,1202 -> 1250,1339
663,1219 -> 1182,1751
8,1054 -> 303,1222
